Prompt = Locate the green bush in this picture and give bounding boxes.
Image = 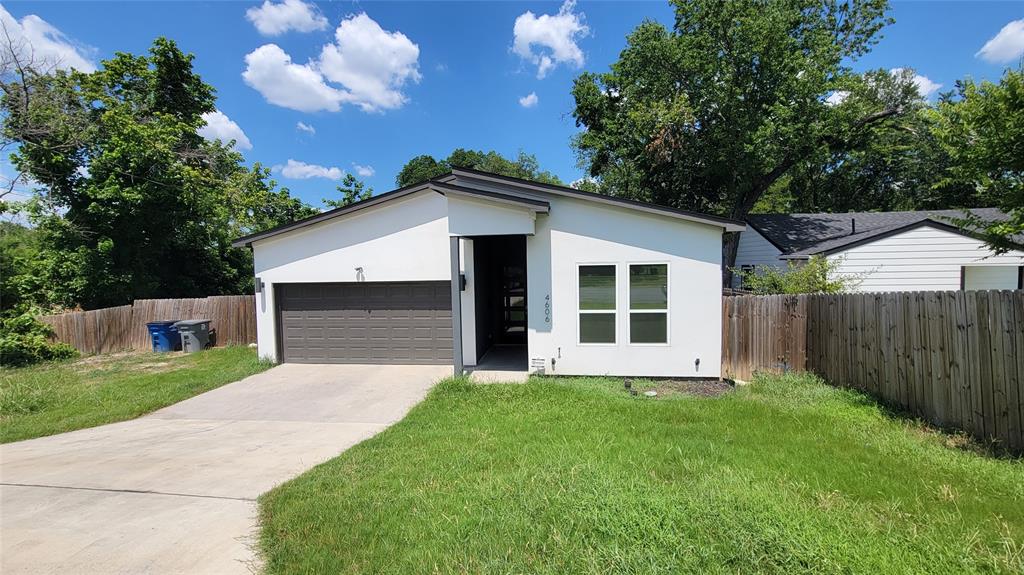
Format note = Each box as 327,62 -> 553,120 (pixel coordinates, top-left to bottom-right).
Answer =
0,312 -> 78,367
733,255 -> 860,294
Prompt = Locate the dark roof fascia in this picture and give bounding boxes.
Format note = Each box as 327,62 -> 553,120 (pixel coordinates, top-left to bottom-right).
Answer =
430,181 -> 550,212
231,180 -> 436,247
448,167 -> 746,232
743,218 -> 792,254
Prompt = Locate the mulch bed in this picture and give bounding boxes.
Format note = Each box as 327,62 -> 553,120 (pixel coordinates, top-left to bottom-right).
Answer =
625,378 -> 734,398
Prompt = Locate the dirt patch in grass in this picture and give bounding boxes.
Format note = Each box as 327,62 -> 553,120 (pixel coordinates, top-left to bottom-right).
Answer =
74,351 -> 142,367
71,351 -> 193,375
626,378 -> 734,398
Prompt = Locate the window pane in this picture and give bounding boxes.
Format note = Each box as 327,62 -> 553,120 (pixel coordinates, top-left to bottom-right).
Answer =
630,264 -> 668,310
630,313 -> 667,343
579,265 -> 616,310
580,313 -> 615,343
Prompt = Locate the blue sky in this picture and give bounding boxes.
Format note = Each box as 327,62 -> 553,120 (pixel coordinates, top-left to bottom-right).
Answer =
2,1 -> 1022,209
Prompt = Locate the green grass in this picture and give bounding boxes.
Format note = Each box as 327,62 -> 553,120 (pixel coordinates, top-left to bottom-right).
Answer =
1,346 -> 271,443
260,373 -> 1024,575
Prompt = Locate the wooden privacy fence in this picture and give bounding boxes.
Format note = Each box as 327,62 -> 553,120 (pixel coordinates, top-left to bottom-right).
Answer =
722,291 -> 1024,453
722,295 -> 808,381
38,295 -> 256,355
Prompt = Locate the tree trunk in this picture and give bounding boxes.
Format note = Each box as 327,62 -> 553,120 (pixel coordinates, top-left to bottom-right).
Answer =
716,106 -> 905,289
722,231 -> 740,288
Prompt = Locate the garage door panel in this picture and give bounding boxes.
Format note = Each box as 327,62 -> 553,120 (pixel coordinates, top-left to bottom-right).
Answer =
277,281 -> 452,364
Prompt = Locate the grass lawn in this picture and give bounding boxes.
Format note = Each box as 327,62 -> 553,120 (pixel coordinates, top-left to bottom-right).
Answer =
0,346 -> 270,443
260,373 -> 1024,574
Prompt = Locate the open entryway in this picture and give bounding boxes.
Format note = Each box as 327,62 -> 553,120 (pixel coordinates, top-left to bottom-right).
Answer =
470,235 -> 528,373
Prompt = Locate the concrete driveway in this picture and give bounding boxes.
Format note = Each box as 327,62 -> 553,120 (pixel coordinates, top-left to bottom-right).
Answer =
0,363 -> 450,575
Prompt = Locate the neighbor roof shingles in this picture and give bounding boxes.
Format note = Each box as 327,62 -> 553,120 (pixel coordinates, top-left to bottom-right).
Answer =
747,208 -> 1014,257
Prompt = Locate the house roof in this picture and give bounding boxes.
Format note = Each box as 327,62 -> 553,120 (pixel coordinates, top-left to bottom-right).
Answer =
233,168 -> 745,247
231,180 -> 551,248
444,167 -> 746,232
746,208 -> 1019,258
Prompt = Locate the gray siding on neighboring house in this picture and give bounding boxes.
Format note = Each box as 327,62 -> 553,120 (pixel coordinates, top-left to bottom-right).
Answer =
733,228 -> 785,287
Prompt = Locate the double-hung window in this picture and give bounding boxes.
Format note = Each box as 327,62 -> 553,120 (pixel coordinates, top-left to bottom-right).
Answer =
578,264 -> 616,344
629,264 -> 668,344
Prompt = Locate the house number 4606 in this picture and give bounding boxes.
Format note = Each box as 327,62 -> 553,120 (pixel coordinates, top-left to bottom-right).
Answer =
544,294 -> 551,324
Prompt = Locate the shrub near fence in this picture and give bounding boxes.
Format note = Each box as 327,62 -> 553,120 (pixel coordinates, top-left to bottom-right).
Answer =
38,295 -> 256,356
723,291 -> 1024,454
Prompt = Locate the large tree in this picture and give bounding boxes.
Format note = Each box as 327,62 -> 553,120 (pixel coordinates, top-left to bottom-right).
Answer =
396,148 -> 563,187
1,37 -> 312,310
756,104 -> 977,214
571,0 -> 918,284
928,66 -> 1024,254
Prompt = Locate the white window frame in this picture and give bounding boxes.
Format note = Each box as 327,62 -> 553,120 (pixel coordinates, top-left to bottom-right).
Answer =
576,262 -> 617,346
627,262 -> 670,346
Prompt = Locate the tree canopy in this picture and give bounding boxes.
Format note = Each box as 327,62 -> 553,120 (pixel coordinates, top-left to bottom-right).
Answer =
928,67 -> 1024,254
0,38 -> 314,311
571,0 -> 921,282
396,148 -> 563,187
324,173 -> 373,209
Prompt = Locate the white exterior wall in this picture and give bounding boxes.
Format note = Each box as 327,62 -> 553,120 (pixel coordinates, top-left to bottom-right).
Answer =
447,195 -> 536,236
732,228 -> 784,287
829,224 -> 1024,292
251,191 -> 451,361
249,186 -> 726,377
526,196 -> 723,378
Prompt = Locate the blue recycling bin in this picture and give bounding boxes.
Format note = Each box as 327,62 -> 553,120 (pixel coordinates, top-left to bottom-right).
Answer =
147,321 -> 182,352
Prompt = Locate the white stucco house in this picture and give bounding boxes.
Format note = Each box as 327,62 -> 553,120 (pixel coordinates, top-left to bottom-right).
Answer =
734,209 -> 1024,292
233,167 -> 745,377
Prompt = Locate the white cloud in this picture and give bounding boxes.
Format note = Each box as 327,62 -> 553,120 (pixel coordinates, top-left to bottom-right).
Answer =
296,121 -> 316,135
976,19 -> 1024,64
245,0 -> 328,36
275,159 -> 344,180
912,75 -> 942,98
242,13 -> 421,113
518,92 -> 538,108
318,13 -> 421,112
198,110 -> 252,151
891,68 -> 942,98
242,44 -> 346,112
352,164 -> 375,177
825,90 -> 849,106
512,0 -> 588,79
0,5 -> 95,72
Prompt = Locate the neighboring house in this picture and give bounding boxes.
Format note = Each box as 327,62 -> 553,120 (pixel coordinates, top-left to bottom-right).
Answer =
234,167 -> 745,377
734,209 -> 1024,292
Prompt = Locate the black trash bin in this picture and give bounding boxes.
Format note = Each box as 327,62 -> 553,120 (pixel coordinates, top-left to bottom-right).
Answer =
173,319 -> 212,353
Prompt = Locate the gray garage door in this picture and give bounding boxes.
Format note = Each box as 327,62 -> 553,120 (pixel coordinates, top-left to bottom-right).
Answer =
277,281 -> 453,364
